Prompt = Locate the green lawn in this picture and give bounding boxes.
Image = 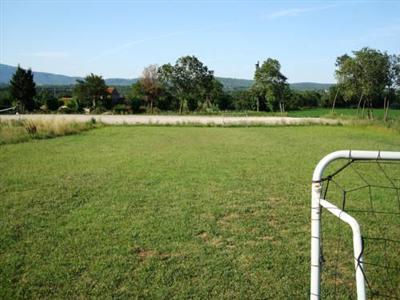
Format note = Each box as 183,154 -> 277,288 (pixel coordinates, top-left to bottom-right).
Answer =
287,108 -> 400,118
156,108 -> 400,119
1,126 -> 399,298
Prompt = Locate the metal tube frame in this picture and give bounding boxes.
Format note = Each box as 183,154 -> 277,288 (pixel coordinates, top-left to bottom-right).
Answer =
310,150 -> 400,300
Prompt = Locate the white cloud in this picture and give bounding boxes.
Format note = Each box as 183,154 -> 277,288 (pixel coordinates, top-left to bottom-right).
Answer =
84,24 -> 222,65
262,4 -> 338,20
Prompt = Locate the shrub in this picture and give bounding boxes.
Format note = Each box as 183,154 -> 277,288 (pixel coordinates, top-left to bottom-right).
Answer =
113,104 -> 129,114
129,98 -> 143,113
66,97 -> 79,113
58,106 -> 72,114
46,96 -> 60,111
91,106 -> 107,114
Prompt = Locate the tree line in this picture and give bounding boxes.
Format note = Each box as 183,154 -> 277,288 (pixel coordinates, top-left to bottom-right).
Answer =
1,48 -> 399,117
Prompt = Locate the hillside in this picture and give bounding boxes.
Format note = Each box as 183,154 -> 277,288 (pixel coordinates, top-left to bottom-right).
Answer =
0,64 -> 332,91
0,64 -> 137,86
216,77 -> 253,90
0,64 -> 81,85
290,82 -> 332,91
216,78 -> 332,91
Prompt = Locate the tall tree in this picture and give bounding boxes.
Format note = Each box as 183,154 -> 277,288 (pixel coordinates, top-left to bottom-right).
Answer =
334,54 -> 361,112
251,58 -> 288,113
73,73 -> 107,109
336,48 -> 390,118
139,65 -> 161,113
384,54 -> 400,120
10,65 -> 36,112
158,55 -> 215,113
356,48 -> 389,118
198,76 -> 224,110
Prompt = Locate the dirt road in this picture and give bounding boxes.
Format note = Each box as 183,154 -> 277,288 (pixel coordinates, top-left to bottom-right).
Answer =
0,114 -> 342,126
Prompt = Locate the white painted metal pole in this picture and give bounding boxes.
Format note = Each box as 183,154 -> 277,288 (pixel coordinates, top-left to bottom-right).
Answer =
310,181 -> 322,299
312,150 -> 400,183
320,200 -> 366,300
310,150 -> 400,299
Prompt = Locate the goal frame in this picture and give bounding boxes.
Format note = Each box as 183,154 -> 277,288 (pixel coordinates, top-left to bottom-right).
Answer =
310,150 -> 400,300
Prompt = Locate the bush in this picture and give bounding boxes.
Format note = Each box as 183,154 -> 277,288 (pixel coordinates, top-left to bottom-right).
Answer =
391,103 -> 400,110
216,94 -> 234,110
91,106 -> 107,114
187,97 -> 198,111
146,107 -> 161,114
46,96 -> 60,111
113,104 -> 129,114
0,88 -> 12,109
231,90 -> 255,111
66,97 -> 79,113
129,98 -> 144,113
58,106 -> 72,114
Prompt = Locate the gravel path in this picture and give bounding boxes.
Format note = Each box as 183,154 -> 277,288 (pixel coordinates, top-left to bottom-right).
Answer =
0,114 -> 341,126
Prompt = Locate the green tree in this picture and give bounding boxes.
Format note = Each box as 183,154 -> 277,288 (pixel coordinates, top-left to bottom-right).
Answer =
334,55 -> 361,112
10,65 -> 37,112
336,48 -> 390,118
251,59 -> 289,112
158,55 -> 215,113
37,89 -> 59,111
231,89 -> 255,111
356,48 -> 389,117
0,87 -> 12,109
384,54 -> 400,120
128,81 -> 146,113
321,85 -> 345,109
73,73 -> 107,109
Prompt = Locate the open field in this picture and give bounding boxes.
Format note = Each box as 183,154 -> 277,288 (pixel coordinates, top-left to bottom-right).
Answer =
1,126 -> 399,298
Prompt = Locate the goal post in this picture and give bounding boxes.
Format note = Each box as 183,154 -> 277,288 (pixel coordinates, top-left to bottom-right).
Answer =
310,150 -> 400,300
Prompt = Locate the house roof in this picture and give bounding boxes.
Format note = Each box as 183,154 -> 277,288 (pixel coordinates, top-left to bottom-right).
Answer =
106,87 -> 116,94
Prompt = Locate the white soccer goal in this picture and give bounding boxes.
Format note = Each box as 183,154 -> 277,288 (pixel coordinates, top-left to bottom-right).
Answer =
310,150 -> 400,299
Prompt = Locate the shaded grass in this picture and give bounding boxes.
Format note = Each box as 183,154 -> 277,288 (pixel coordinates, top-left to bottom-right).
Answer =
0,119 -> 99,145
0,126 -> 399,298
287,108 -> 400,119
136,108 -> 400,119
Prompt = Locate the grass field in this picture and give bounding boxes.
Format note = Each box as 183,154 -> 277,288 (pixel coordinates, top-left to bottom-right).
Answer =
287,108 -> 400,119
157,108 -> 400,119
1,125 -> 399,298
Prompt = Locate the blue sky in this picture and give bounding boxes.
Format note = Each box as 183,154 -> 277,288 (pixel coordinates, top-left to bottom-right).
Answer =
1,0 -> 399,82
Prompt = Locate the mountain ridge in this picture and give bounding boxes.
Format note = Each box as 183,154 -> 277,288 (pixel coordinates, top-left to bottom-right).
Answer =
0,63 -> 332,91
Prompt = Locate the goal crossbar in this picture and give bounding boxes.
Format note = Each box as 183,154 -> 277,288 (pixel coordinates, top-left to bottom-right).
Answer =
310,150 -> 400,300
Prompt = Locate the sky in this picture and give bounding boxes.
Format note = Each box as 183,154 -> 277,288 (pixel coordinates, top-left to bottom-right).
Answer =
0,0 -> 399,83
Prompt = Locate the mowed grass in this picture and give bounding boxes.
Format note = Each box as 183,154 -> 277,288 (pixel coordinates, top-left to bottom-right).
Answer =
0,126 -> 399,299
161,108 -> 400,119
287,108 -> 400,119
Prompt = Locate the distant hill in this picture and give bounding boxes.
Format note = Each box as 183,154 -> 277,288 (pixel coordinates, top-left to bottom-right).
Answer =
104,78 -> 137,86
0,63 -> 332,91
216,77 -> 253,90
216,78 -> 332,91
0,64 -> 137,86
0,63 -> 81,85
290,82 -> 332,91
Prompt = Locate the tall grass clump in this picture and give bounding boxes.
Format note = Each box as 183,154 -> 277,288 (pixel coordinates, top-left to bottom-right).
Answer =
0,118 -> 99,145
